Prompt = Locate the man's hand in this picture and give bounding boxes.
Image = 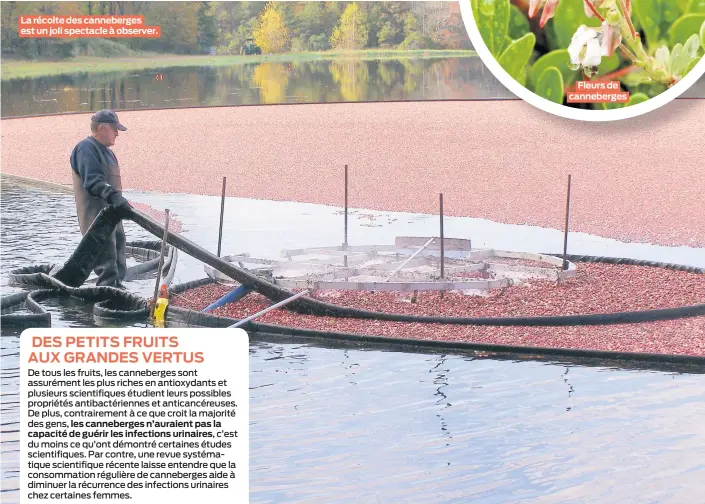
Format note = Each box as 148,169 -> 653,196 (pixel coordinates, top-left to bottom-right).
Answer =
107,192 -> 131,214
91,182 -> 130,208
107,191 -> 129,207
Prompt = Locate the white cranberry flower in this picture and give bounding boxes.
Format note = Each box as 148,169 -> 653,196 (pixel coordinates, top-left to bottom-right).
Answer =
568,25 -> 603,69
568,22 -> 623,73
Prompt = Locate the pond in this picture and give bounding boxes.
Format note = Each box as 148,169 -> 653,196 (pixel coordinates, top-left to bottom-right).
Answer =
0,57 -> 517,118
2,178 -> 704,330
2,181 -> 705,503
3,56 -> 704,118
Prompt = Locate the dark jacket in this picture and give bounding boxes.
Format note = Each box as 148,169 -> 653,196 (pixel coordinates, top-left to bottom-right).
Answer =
70,137 -> 119,197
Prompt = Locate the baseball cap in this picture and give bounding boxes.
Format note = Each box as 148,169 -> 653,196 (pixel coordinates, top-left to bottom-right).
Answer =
91,109 -> 127,131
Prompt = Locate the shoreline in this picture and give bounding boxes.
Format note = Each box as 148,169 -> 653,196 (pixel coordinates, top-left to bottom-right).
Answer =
2,101 -> 704,248
1,50 -> 478,80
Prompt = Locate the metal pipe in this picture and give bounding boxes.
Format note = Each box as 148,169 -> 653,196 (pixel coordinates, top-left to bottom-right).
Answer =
440,193 -> 445,279
384,237 -> 435,282
344,165 -> 348,268
202,285 -> 252,313
440,193 -> 445,299
228,289 -> 310,328
562,175 -> 572,270
217,176 -> 227,257
150,209 -> 170,319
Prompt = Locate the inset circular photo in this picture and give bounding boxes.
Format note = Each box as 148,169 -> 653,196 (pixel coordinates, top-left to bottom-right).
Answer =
460,0 -> 705,119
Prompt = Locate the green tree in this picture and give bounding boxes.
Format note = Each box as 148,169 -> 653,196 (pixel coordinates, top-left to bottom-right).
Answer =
330,2 -> 368,50
197,1 -> 217,51
367,2 -> 409,48
253,1 -> 290,53
399,9 -> 438,49
136,2 -> 201,54
295,1 -> 327,50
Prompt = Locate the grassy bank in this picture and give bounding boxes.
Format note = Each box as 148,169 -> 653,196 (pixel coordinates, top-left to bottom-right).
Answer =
1,49 -> 477,80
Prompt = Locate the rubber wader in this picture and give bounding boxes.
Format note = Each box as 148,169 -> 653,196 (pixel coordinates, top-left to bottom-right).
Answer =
71,138 -> 127,286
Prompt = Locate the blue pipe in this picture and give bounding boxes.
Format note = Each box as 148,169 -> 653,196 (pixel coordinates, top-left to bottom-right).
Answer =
202,285 -> 252,313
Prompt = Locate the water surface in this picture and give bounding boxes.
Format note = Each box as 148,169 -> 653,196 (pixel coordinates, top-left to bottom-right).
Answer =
3,332 -> 705,503
3,56 -> 704,118
1,58 -> 514,118
2,181 -> 705,503
3,179 -> 705,301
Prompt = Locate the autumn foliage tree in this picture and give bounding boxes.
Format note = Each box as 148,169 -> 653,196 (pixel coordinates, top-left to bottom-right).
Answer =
330,3 -> 368,50
253,2 -> 290,53
1,1 -> 469,59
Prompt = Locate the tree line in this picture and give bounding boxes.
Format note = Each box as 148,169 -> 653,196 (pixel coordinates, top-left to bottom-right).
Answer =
1,1 -> 471,60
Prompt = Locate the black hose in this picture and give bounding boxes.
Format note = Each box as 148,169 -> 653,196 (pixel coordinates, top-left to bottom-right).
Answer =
128,206 -> 705,326
51,205 -> 127,287
0,291 -> 53,326
542,254 -> 705,274
165,301 -> 705,367
1,220 -> 175,327
3,205 -> 704,329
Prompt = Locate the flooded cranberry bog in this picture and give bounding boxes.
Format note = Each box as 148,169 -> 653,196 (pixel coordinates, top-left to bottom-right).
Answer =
165,237 -> 705,360
1,98 -> 705,504
2,172 -> 704,358
3,175 -> 705,362
2,33 -> 705,500
4,100 -> 705,248
2,178 -> 705,502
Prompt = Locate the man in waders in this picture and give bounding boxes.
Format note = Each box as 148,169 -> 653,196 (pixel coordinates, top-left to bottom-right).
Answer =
70,109 -> 131,288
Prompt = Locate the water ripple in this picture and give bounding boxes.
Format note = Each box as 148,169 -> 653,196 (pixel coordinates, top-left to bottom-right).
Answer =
2,182 -> 705,503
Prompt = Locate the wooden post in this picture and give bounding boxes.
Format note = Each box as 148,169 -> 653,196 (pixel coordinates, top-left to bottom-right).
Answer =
151,209 -> 170,319
562,175 -> 571,271
217,176 -> 226,257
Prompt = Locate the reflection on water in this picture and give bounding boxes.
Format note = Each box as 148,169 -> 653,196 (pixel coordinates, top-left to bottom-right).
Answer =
0,57 -> 517,117
2,181 -> 705,502
3,56 -> 704,118
2,332 -> 705,503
